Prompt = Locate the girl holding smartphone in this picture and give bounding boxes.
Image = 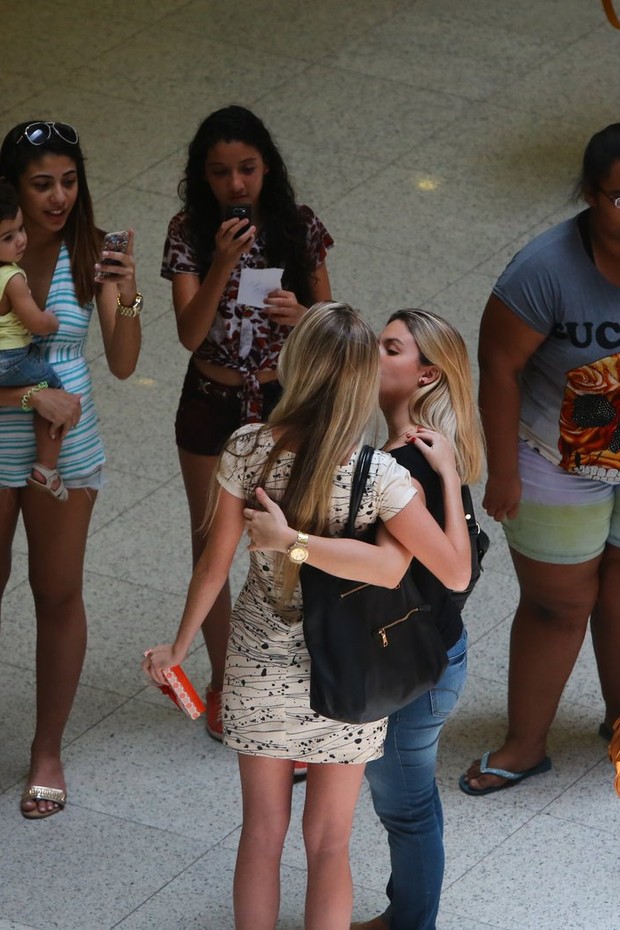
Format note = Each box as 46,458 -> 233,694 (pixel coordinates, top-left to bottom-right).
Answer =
161,105 -> 333,742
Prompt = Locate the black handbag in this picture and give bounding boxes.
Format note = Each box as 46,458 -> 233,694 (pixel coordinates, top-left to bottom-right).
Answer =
450,486 -> 490,611
300,445 -> 448,724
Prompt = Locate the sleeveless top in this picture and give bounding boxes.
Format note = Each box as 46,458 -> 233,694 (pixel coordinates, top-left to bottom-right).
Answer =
0,264 -> 30,349
0,244 -> 105,485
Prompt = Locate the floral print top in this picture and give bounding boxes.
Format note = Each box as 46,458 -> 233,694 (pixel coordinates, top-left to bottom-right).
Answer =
161,204 -> 333,421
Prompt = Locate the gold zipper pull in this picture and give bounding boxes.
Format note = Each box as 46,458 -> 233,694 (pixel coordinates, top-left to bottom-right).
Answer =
377,628 -> 388,648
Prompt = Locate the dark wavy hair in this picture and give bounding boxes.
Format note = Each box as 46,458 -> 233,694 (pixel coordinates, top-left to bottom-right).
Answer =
0,178 -> 20,224
0,121 -> 100,305
179,105 -> 314,306
572,122 -> 620,201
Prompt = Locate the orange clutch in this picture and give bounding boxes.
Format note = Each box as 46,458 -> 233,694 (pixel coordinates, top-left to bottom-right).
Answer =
158,665 -> 206,719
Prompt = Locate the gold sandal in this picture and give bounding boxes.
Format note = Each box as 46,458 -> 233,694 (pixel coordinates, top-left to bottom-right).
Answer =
21,785 -> 66,819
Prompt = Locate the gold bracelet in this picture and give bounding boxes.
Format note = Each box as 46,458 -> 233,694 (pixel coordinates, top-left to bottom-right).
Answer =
21,381 -> 48,411
116,292 -> 143,318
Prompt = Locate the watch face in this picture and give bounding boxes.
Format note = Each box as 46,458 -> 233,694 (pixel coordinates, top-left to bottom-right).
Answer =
289,546 -> 309,563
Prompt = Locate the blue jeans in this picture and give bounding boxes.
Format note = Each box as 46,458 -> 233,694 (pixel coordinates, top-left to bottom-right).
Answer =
364,629 -> 468,930
0,345 -> 62,389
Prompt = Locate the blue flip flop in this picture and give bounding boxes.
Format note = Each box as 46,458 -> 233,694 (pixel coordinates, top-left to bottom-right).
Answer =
459,751 -> 552,796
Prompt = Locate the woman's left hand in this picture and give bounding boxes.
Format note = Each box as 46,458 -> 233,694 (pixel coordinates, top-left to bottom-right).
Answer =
95,228 -> 138,306
407,427 -> 457,479
264,289 -> 306,326
244,487 -> 293,552
31,387 -> 82,439
142,643 -> 182,685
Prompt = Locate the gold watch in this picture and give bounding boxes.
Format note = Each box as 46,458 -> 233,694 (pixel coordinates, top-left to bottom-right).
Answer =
287,531 -> 309,564
116,292 -> 143,317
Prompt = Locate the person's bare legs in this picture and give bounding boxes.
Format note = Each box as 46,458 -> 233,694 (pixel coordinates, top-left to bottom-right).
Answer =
590,543 -> 620,731
19,484 -> 96,815
303,762 -> 365,930
0,487 -> 20,600
178,448 -> 230,691
234,754 -> 294,930
463,549 -> 601,791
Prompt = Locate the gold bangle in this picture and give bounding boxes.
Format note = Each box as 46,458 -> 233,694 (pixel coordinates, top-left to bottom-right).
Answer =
21,381 -> 48,411
116,292 -> 143,318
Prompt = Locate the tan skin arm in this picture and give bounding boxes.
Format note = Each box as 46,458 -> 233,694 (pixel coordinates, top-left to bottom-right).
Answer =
0,384 -> 81,439
94,229 -> 141,380
173,219 -> 256,351
250,500 -> 413,587
3,273 -> 58,334
247,484 -> 469,592
246,431 -> 471,592
143,487 -> 245,681
478,295 -> 546,521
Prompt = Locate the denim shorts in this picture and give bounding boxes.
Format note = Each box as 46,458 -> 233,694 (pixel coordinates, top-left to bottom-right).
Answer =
0,345 -> 63,389
64,465 -> 105,491
502,439 -> 620,564
0,466 -> 105,492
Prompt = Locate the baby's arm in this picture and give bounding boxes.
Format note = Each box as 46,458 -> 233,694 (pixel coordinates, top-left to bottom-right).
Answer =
5,273 -> 59,335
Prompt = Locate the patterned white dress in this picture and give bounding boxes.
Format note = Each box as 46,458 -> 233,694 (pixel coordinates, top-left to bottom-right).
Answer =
217,424 -> 416,764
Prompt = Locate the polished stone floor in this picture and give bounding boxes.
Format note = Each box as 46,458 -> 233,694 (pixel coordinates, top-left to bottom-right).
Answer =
2,1 -> 619,928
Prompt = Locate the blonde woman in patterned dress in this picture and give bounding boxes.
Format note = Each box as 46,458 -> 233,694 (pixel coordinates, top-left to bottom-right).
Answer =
0,121 -> 142,819
144,303 -> 470,930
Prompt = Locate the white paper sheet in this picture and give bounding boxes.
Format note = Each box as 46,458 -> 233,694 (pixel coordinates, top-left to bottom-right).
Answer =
237,267 -> 284,308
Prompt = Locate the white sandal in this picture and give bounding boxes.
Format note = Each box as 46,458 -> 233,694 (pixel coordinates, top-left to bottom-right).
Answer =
27,463 -> 69,502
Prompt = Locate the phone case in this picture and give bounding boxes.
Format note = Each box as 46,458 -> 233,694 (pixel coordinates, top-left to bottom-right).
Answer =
224,204 -> 252,239
98,230 -> 129,279
224,204 -> 251,221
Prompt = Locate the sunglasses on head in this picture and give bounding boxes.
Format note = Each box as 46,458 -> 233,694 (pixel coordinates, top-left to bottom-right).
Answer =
16,121 -> 79,147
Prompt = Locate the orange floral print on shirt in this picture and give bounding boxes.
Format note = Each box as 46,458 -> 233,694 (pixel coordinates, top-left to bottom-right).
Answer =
559,353 -> 620,481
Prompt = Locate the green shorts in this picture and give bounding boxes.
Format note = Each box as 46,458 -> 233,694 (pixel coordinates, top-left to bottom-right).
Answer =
502,441 -> 620,564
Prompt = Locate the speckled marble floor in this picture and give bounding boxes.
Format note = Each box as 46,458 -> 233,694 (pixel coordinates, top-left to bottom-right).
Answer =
1,2 -> 619,929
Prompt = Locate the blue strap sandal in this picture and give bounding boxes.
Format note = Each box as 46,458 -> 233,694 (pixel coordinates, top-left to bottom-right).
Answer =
459,751 -> 552,796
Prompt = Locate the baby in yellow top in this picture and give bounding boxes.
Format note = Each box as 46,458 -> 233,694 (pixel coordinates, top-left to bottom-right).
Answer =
0,180 -> 68,500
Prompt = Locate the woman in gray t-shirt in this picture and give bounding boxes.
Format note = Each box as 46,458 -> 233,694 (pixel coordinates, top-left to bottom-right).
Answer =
461,123 -> 620,796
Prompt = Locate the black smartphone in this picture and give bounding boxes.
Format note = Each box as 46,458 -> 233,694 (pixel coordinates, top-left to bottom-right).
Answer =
224,204 -> 252,239
98,230 -> 129,280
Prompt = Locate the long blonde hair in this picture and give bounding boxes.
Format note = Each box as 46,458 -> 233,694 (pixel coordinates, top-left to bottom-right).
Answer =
259,301 -> 380,597
388,309 -> 485,484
